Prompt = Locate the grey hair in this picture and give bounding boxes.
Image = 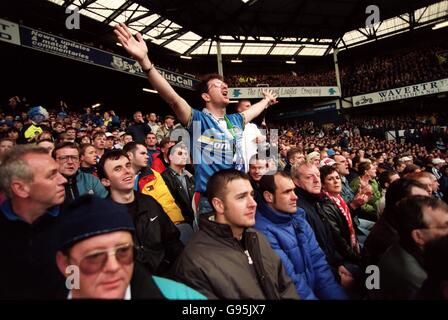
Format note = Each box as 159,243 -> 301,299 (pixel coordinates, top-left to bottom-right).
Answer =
0,145 -> 49,199
291,161 -> 317,180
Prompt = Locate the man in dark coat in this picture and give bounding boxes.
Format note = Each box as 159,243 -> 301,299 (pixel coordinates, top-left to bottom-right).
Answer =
98,150 -> 184,277
174,169 -> 299,299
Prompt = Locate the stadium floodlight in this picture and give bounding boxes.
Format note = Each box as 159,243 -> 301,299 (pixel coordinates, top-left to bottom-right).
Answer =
91,103 -> 101,109
286,60 -> 296,64
241,0 -> 250,3
143,88 -> 158,94
432,21 -> 448,30
231,58 -> 243,63
180,55 -> 192,60
116,42 -> 123,47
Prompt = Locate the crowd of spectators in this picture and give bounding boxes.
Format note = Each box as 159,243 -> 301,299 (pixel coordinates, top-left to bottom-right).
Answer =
226,46 -> 448,97
1,82 -> 448,300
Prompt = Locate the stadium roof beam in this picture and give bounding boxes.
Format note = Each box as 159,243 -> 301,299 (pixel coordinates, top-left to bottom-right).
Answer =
78,0 -> 98,10
159,29 -> 189,47
103,0 -> 134,25
140,16 -> 166,34
48,0 -> 448,57
183,38 -> 208,55
62,0 -> 76,8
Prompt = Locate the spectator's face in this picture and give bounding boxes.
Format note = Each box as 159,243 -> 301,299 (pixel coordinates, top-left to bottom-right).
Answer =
204,79 -> 229,106
101,156 -> 134,192
7,131 -> 19,140
294,165 -> 321,195
396,163 -> 406,173
417,207 -> 448,246
416,177 -> 433,194
311,156 -> 320,167
334,155 -> 349,176
93,135 -> 106,149
81,146 -> 98,166
81,136 -> 91,144
145,134 -> 157,147
55,147 -> 80,177
430,175 -> 440,192
23,153 -> 67,207
66,129 -> 76,139
322,171 -> 342,195
367,164 -> 377,178
164,118 -> 174,128
105,138 -> 114,149
133,113 -> 143,123
161,142 -> 175,155
169,147 -> 189,167
54,124 -> 65,133
149,113 -> 157,122
214,178 -> 257,230
57,231 -> 134,299
123,135 -> 133,145
236,100 -> 251,113
267,175 -> 298,214
131,145 -> 148,169
249,159 -> 268,182
0,140 -> 14,155
290,153 -> 305,165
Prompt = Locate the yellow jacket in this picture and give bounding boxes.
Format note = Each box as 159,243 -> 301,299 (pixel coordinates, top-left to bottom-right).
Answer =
137,168 -> 185,224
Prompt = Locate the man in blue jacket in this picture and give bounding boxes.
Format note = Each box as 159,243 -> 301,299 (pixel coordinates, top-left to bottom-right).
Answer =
53,142 -> 108,206
254,171 -> 348,300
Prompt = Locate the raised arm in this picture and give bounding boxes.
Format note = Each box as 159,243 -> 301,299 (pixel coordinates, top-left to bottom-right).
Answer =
241,88 -> 278,124
114,23 -> 191,125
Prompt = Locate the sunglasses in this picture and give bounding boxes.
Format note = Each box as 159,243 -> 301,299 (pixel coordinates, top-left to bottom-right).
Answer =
71,243 -> 135,275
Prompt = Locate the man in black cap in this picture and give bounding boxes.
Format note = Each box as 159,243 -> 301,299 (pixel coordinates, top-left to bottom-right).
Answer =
55,195 -> 205,299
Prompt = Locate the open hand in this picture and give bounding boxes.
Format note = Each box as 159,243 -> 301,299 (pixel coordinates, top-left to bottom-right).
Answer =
114,23 -> 148,63
261,89 -> 278,106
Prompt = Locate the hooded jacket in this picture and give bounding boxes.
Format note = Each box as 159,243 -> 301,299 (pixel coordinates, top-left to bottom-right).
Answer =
254,200 -> 347,300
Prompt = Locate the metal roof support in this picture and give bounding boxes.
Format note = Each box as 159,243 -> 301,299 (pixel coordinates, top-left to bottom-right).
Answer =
216,40 -> 224,77
333,48 -> 342,96
103,0 -> 134,25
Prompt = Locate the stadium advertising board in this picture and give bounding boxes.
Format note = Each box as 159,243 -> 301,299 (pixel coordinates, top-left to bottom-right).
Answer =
352,78 -> 448,106
0,18 -> 198,90
229,86 -> 340,99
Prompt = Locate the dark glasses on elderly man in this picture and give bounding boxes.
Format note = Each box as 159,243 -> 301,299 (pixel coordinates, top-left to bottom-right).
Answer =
71,243 -> 135,275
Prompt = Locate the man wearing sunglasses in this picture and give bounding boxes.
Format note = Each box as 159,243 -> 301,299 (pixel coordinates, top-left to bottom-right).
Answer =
115,23 -> 278,218
55,195 -> 206,299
